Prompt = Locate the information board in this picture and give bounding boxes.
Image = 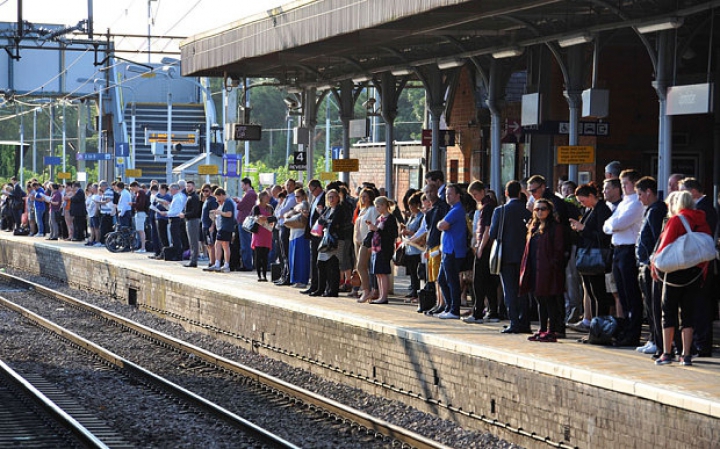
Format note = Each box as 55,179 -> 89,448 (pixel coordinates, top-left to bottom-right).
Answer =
332,158 -> 360,172
556,146 -> 595,164
198,165 -> 219,175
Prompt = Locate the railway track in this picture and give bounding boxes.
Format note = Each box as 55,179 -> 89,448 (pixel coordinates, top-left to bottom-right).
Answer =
0,271 -> 453,449
0,358 -> 111,449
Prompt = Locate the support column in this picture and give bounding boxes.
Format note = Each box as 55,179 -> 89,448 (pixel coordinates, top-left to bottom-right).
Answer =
78,101 -> 87,182
304,87 -> 318,182
487,60 -> 503,196
653,31 -> 673,199
224,86 -> 238,196
379,72 -> 404,198
564,45 -> 585,183
423,67 -> 445,171
337,80 -> 355,184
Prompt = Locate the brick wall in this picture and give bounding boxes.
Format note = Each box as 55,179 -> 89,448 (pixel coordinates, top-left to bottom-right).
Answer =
1,237 -> 717,449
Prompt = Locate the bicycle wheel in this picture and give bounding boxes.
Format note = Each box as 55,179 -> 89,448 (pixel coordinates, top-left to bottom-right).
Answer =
105,232 -> 131,253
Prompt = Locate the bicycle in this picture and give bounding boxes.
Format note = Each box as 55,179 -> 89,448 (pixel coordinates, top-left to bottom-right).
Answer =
105,224 -> 140,253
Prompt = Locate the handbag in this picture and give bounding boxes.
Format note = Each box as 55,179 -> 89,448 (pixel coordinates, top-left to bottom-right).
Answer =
576,247 -> 611,275
576,232 -> 611,275
651,215 -> 717,273
310,221 -> 325,237
242,216 -> 259,233
488,206 -> 505,275
393,243 -> 407,266
318,231 -> 338,252
284,212 -> 307,229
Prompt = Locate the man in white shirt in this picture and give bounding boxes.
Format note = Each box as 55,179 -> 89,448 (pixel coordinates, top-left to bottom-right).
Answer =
603,169 -> 644,347
274,179 -> 297,285
156,183 -> 187,261
115,182 -> 133,228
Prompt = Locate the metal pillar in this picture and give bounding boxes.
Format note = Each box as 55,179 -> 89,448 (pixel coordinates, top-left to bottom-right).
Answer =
78,101 -> 87,182
487,60 -> 503,196
379,72 -> 404,198
564,45 -> 585,183
62,102 -> 66,173
33,108 -> 37,174
653,31 -> 673,199
423,67 -> 445,171
307,87 -> 319,182
49,105 -> 54,180
19,110 -> 24,184
166,91 -> 173,183
337,80 -> 354,184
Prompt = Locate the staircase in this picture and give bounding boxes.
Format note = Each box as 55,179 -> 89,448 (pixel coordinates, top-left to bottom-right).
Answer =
123,102 -> 207,184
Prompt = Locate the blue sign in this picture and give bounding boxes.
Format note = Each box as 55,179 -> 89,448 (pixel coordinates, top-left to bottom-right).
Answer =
222,154 -> 242,178
44,156 -> 62,165
115,142 -> 130,157
76,152 -> 114,161
331,146 -> 343,160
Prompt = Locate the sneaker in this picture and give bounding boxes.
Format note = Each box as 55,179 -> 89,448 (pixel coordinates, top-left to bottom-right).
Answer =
482,313 -> 501,323
93,242 -> 103,247
679,355 -> 693,366
135,249 -> 146,254
655,353 -> 674,365
462,316 -> 484,324
221,266 -> 231,273
568,319 -> 591,333
528,332 -> 546,342
438,312 -> 460,320
203,265 -> 220,272
198,254 -> 209,261
292,283 -> 307,289
636,342 -> 658,354
537,332 -> 557,342
84,241 -> 94,246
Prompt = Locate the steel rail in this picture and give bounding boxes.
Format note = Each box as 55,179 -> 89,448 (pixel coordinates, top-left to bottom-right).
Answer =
0,272 -> 451,449
0,292 -> 299,449
0,358 -> 110,449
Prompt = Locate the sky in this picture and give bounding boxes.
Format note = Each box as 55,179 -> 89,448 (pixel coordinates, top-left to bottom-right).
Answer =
0,0 -> 294,59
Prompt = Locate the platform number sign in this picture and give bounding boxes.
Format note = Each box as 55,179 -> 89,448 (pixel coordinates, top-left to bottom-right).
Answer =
290,151 -> 307,170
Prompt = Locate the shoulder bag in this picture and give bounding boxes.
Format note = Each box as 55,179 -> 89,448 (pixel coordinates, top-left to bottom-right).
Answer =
651,215 -> 717,274
575,227 -> 612,275
242,215 -> 259,233
488,206 -> 505,275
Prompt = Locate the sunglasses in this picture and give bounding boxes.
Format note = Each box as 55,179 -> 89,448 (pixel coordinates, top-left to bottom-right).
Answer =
534,207 -> 549,212
202,189 -> 210,193
528,187 -> 540,194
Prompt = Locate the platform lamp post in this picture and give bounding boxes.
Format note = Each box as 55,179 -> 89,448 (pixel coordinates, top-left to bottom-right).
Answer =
76,78 -> 107,180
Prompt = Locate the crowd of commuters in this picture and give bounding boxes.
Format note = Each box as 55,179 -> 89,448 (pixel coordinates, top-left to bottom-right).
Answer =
2,162 -> 718,365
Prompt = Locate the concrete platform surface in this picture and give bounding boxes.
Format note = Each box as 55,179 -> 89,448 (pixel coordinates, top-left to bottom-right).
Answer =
2,232 -> 718,418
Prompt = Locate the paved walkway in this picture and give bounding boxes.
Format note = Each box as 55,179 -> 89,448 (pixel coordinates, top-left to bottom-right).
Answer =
3,232 -> 720,419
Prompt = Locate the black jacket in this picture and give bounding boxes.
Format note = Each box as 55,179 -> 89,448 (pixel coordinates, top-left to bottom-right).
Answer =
635,199 -> 667,265
184,191 -> 202,220
577,200 -> 612,250
70,190 -> 86,217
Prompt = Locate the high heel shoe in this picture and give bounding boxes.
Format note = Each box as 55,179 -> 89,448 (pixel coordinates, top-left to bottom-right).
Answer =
357,292 -> 371,303
370,297 -> 388,304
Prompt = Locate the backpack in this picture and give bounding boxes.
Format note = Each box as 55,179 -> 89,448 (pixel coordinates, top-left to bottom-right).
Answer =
588,316 -> 619,345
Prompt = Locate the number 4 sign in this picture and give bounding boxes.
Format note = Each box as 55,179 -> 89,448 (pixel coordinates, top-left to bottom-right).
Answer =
290,151 -> 307,170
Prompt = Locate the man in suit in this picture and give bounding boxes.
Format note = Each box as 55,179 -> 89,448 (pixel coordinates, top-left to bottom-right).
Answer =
490,180 -> 532,333
9,176 -> 25,231
680,177 -> 718,357
301,179 -> 326,295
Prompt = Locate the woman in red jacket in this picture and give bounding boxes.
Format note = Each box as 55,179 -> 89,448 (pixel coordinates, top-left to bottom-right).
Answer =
652,190 -> 712,366
520,198 -> 566,342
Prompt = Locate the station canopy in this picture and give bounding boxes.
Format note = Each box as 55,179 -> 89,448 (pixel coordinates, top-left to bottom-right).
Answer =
180,0 -> 720,85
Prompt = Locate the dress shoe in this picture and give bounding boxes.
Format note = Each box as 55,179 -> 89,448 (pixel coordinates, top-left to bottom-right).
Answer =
370,298 -> 388,304
501,327 -> 523,334
184,262 -> 197,268
322,292 -> 338,297
300,288 -> 315,295
309,291 -> 323,297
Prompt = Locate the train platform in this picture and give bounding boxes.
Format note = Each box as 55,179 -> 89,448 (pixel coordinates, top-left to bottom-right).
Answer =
0,231 -> 718,449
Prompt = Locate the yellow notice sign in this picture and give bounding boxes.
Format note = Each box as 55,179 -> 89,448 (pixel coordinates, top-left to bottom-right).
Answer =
57,172 -> 72,180
331,158 -> 360,172
198,164 -> 219,175
125,169 -> 143,178
319,172 -> 336,181
556,146 -> 595,164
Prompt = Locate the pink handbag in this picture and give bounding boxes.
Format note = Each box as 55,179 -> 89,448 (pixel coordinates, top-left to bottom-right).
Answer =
310,222 -> 324,237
